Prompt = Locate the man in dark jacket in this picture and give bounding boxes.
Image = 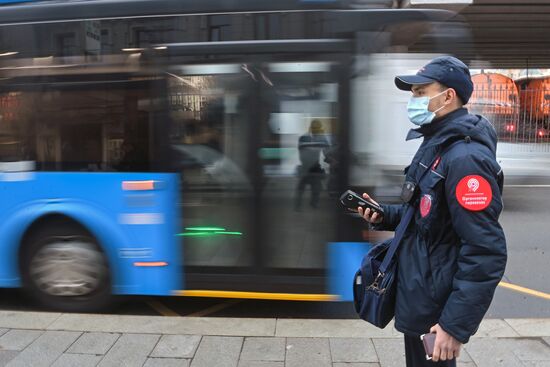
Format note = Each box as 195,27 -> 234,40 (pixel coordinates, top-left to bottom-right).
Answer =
295,120 -> 330,210
358,56 -> 507,367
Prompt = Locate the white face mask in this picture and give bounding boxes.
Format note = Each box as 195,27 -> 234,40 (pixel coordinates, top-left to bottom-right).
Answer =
407,90 -> 448,126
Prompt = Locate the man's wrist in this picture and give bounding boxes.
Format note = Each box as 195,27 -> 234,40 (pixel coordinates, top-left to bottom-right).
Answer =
438,320 -> 466,344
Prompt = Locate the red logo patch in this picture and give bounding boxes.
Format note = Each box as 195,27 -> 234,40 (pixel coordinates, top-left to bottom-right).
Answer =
420,194 -> 432,218
455,175 -> 492,211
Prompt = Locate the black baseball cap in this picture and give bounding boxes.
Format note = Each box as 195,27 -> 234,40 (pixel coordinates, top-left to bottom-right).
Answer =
395,56 -> 474,104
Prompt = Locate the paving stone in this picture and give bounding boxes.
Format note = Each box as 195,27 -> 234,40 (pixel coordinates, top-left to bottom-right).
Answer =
473,319 -> 520,338
237,362 -> 284,367
67,332 -> 120,355
506,319 -> 550,337
49,315 -> 275,336
510,339 -> 550,361
0,311 -> 61,330
5,331 -> 82,367
151,335 -> 201,359
144,358 -> 190,367
458,348 -> 474,363
457,363 -> 476,367
464,338 -> 525,366
97,333 -> 160,367
0,330 -> 8,338
511,338 -> 550,361
0,330 -> 43,351
190,336 -> 243,367
50,353 -> 103,367
240,337 -> 285,362
330,338 -> 378,363
0,350 -> 18,365
332,364 -> 380,367
372,338 -> 405,367
275,320 -> 399,338
285,338 -> 331,367
523,362 -> 550,367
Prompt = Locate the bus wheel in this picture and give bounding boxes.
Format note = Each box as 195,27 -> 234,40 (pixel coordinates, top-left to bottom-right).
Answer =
21,224 -> 112,312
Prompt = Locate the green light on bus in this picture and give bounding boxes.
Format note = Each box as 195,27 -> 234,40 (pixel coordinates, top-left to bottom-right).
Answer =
176,230 -> 242,237
185,227 -> 226,232
214,231 -> 242,236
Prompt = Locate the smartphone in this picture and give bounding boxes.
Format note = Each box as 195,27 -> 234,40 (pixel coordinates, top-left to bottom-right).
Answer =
339,190 -> 384,216
420,333 -> 436,361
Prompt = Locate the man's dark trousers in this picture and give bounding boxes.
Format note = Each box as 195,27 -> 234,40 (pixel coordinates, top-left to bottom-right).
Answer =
404,335 -> 457,367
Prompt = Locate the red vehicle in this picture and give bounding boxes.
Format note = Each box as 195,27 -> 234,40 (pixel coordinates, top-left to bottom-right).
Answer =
517,76 -> 550,125
470,72 -> 520,137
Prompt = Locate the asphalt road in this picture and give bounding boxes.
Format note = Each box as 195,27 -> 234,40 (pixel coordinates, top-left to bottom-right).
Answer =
485,184 -> 550,318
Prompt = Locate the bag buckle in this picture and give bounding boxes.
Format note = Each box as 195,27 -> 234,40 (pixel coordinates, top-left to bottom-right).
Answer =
368,271 -> 386,293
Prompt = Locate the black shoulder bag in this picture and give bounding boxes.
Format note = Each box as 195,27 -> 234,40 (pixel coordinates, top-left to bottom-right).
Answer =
352,204 -> 414,328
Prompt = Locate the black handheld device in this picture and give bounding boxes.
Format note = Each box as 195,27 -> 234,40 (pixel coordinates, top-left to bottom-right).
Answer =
339,190 -> 384,215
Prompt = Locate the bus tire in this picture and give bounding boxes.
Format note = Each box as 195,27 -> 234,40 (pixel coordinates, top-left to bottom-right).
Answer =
20,220 -> 113,312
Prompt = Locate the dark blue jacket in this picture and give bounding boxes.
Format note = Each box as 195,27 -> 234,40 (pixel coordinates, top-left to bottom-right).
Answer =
374,108 -> 507,343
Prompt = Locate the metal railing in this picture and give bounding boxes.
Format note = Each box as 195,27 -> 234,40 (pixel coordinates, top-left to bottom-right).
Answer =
469,87 -> 550,153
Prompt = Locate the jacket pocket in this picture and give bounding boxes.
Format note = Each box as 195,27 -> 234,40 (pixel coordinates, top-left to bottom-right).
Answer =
428,243 -> 458,305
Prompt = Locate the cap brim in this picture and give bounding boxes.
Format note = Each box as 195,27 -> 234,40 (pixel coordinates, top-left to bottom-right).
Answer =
394,75 -> 437,91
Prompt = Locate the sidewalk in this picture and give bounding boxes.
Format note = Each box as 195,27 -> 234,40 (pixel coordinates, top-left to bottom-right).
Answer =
0,311 -> 549,366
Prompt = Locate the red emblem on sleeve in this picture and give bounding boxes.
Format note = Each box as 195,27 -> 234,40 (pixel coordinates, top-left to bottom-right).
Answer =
455,175 -> 492,211
420,194 -> 432,217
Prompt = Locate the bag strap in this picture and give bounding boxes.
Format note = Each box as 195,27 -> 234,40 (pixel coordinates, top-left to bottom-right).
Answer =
377,138 -> 466,276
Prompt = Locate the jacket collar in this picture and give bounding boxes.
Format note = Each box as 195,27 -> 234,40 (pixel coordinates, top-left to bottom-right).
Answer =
405,107 -> 469,141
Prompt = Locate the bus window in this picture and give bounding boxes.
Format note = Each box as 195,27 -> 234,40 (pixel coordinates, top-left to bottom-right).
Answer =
0,74 -> 163,172
0,92 -> 32,162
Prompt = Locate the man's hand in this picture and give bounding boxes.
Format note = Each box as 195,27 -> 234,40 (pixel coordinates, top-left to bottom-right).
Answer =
357,193 -> 383,224
430,324 -> 462,362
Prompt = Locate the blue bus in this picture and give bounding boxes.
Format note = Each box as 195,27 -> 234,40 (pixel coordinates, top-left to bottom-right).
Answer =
0,0 -> 467,311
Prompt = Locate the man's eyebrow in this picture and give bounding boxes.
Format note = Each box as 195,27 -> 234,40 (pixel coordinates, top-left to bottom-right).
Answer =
411,85 -> 425,92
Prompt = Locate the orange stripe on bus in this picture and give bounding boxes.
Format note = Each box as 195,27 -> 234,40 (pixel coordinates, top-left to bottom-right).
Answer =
122,180 -> 156,191
134,261 -> 168,267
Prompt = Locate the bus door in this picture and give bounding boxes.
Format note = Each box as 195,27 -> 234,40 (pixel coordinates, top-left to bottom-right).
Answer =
163,55 -> 258,287
160,39 -> 352,294
255,58 -> 350,290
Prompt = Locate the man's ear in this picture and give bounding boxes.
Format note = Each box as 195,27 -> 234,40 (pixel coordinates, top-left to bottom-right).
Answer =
447,88 -> 458,104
